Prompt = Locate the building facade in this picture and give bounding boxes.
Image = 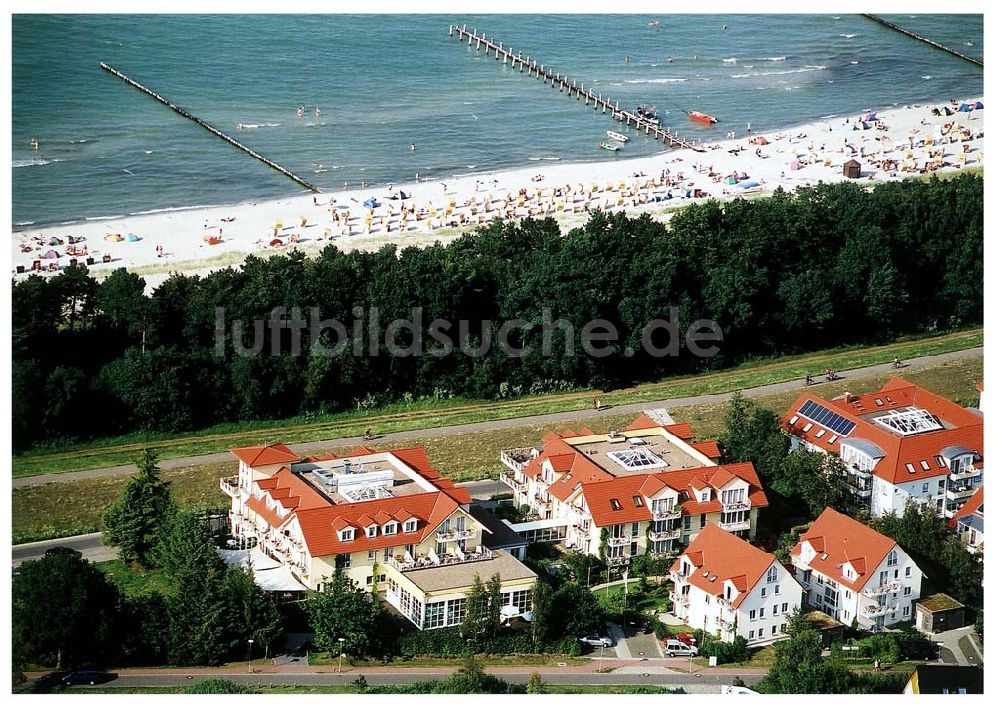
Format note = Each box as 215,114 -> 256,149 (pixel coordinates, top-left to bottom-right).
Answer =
790,507 -> 923,631
669,524 -> 804,646
500,415 -> 768,565
947,486 -> 984,554
782,378 -> 983,518
223,443 -> 536,630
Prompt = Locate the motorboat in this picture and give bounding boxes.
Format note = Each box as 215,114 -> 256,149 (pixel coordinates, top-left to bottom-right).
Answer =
599,141 -> 621,151
636,105 -> 661,125
606,130 -> 629,143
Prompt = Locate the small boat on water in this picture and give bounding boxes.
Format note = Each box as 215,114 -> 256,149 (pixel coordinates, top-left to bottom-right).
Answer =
599,141 -> 620,152
636,105 -> 661,126
688,110 -> 718,125
606,130 -> 629,143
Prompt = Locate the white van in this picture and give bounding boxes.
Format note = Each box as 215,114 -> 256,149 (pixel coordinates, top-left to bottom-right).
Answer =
663,639 -> 699,657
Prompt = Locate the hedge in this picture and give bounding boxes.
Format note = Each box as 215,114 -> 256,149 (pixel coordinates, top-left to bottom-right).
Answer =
398,627 -> 581,658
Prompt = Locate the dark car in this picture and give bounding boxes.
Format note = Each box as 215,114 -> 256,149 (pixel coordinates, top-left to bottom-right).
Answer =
61,670 -> 117,686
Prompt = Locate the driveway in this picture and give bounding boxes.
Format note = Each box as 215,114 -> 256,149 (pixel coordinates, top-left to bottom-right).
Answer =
932,626 -> 983,666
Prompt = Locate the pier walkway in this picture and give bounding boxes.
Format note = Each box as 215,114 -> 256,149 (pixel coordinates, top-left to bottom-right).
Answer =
448,25 -> 706,153
861,15 -> 983,68
100,62 -> 322,193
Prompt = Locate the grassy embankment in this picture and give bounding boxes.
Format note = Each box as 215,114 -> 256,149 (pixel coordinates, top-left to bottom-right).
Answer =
13,327 -> 981,479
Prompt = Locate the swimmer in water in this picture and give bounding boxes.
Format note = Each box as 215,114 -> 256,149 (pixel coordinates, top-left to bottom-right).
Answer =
316,106 -> 321,116
411,143 -> 416,151
30,137 -> 39,151
297,105 -> 305,117
237,123 -> 245,130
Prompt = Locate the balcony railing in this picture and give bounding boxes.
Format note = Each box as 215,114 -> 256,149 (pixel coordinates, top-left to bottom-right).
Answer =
670,590 -> 689,606
436,528 -> 475,543
500,448 -> 535,475
387,546 -> 494,572
862,580 -> 901,597
649,528 -> 682,541
946,487 -> 974,501
865,603 -> 897,617
652,505 -> 683,521
606,555 -> 631,566
719,519 -> 751,533
671,571 -> 689,585
220,476 -> 241,498
607,536 -> 631,547
721,499 -> 751,512
499,472 -> 528,493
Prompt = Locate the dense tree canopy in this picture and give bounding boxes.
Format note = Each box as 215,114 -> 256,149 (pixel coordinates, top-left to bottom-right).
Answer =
102,449 -> 175,566
12,176 -> 983,450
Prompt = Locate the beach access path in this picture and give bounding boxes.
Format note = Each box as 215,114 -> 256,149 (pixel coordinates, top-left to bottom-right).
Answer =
12,345 -> 981,490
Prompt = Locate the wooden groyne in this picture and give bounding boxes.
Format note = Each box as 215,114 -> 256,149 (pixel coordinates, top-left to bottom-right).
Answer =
99,62 -> 322,193
861,15 -> 983,68
448,25 -> 706,152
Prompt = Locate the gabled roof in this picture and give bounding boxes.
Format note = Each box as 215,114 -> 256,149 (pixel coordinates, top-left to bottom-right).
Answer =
948,486 -> 984,530
291,490 -> 460,557
789,508 -> 912,592
581,462 -> 767,526
230,443 -> 299,467
781,378 -> 983,485
669,524 -> 792,607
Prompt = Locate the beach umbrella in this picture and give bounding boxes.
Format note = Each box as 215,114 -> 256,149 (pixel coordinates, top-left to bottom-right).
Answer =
127,233 -> 141,242
42,249 -> 59,259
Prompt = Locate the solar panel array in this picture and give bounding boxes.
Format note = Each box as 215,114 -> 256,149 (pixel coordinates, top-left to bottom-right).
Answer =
796,400 -> 857,436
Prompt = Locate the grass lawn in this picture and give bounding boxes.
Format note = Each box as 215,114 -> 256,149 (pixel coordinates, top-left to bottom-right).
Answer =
595,581 -> 671,615
12,328 -> 981,478
62,682 -> 675,694
12,356 -> 982,545
95,560 -> 172,598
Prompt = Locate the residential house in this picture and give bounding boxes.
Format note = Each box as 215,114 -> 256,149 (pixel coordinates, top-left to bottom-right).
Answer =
782,378 -> 983,518
223,444 -> 536,630
948,486 -> 984,554
903,664 -> 983,694
669,524 -> 804,646
790,507 -> 923,631
500,415 -> 768,565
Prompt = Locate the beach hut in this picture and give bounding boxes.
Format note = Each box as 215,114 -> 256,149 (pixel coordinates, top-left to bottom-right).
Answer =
843,159 -> 862,179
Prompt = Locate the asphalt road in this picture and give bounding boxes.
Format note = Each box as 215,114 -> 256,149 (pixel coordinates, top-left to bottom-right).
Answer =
13,346 -> 982,490
11,479 -> 507,566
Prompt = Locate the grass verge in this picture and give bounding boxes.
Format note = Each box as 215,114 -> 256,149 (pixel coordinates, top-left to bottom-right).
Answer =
12,356 -> 981,545
13,328 -> 981,478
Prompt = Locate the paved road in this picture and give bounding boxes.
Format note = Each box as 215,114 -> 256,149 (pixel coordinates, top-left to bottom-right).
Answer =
10,479 -> 505,566
13,346 -> 981,490
932,625 -> 983,666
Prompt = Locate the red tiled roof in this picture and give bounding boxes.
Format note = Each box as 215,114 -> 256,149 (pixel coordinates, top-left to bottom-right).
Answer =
582,462 -> 767,526
626,414 -> 662,430
692,440 -> 722,460
781,378 -> 983,485
247,495 -> 292,528
292,491 -> 459,557
789,508 -> 900,592
664,423 -> 694,440
669,524 -> 783,607
948,487 -> 984,529
230,443 -> 299,467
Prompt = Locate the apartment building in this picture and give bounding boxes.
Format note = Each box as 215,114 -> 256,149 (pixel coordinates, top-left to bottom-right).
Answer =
948,486 -> 984,554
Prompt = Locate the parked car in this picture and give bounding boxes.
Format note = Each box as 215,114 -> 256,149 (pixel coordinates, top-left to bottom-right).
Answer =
666,632 -> 698,647
663,639 -> 699,657
61,670 -> 117,686
579,633 -> 614,648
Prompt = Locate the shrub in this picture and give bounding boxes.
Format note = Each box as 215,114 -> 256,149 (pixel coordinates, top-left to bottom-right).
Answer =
699,636 -> 750,664
184,678 -> 259,694
397,627 -> 581,658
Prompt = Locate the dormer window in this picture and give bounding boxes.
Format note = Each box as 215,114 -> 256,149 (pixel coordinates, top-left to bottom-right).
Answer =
366,525 -> 378,538
340,528 -> 355,542
383,522 -> 398,536
403,519 -> 417,533
700,491 -> 710,502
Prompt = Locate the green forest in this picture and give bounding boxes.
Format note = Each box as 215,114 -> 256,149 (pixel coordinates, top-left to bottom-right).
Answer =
12,175 -> 982,451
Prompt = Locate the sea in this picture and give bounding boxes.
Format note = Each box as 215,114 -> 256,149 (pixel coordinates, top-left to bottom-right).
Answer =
11,14 -> 984,228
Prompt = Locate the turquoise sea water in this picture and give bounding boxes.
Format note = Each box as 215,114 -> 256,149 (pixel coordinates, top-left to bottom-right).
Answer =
12,14 -> 983,227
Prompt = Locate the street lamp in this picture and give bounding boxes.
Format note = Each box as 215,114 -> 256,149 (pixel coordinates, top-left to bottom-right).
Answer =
247,638 -> 254,673
338,637 -> 346,674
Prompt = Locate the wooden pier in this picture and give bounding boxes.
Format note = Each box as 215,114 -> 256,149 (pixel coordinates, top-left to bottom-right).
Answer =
99,62 -> 322,194
861,15 -> 983,68
448,25 -> 706,152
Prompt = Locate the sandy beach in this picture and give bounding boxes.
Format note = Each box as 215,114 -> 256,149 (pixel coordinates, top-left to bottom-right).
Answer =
12,98 -> 984,288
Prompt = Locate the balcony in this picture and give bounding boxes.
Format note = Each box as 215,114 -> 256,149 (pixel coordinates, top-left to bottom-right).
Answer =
946,487 -> 975,502
500,448 -> 535,475
606,555 -> 631,566
719,519 -> 751,533
499,471 -> 528,494
652,504 -> 683,521
865,603 -> 897,617
649,528 -> 682,541
800,578 -> 813,590
220,476 -> 241,498
862,580 -> 901,597
607,536 -> 631,547
721,499 -> 751,513
671,570 -> 690,585
670,590 -> 689,606
387,546 -> 494,572
436,528 -> 475,543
